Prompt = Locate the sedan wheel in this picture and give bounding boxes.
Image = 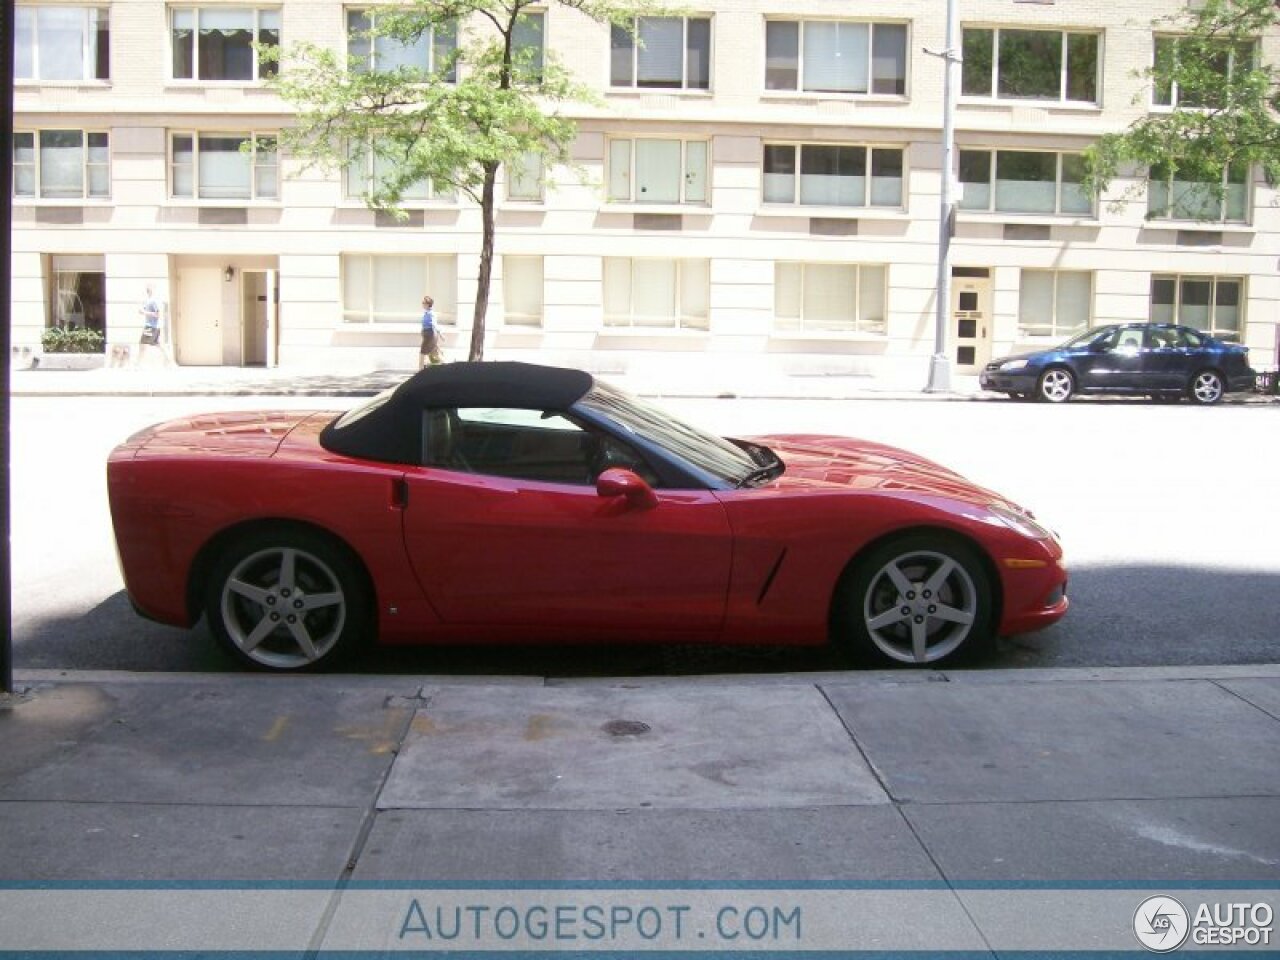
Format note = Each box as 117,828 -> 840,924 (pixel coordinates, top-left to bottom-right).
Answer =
206,529 -> 367,671
1037,368 -> 1075,403
842,535 -> 993,666
1189,370 -> 1225,405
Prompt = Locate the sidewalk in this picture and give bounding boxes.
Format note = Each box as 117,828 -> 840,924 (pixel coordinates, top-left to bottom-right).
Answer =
4,664 -> 1278,887
8,362 -> 988,401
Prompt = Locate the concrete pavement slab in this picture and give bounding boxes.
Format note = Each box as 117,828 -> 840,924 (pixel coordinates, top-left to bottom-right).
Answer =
351,808 -> 939,881
903,797 -> 1280,882
379,684 -> 886,810
821,679 -> 1280,803
0,681 -> 411,806
0,802 -> 365,882
1217,677 -> 1280,721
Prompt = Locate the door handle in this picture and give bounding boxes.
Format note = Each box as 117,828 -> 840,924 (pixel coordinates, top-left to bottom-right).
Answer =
390,478 -> 409,510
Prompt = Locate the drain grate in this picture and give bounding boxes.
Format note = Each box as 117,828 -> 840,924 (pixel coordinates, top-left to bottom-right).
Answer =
601,719 -> 651,737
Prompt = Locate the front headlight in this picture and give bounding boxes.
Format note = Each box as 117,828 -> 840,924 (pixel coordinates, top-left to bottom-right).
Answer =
989,502 -> 1051,540
1000,359 -> 1029,371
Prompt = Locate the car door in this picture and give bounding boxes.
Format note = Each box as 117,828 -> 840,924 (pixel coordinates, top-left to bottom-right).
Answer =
1076,325 -> 1146,393
400,406 -> 733,637
1142,325 -> 1193,392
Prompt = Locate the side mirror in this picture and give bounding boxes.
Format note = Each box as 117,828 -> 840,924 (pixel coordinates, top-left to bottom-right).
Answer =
1089,341 -> 1108,353
596,468 -> 658,510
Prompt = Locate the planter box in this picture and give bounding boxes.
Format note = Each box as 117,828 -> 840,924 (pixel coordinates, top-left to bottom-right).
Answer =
31,352 -> 106,371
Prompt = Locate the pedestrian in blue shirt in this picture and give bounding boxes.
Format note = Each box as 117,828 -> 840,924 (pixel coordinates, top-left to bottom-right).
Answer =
419,294 -> 443,368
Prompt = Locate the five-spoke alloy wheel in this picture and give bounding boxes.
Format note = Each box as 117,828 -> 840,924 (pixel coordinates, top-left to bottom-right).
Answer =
206,528 -> 368,671
1189,370 -> 1225,405
1037,368 -> 1075,403
842,535 -> 993,666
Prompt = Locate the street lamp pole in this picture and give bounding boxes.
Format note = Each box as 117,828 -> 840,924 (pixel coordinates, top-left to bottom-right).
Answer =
925,0 -> 960,393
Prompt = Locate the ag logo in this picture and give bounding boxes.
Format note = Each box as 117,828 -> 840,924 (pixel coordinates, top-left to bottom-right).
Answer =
1134,896 -> 1190,952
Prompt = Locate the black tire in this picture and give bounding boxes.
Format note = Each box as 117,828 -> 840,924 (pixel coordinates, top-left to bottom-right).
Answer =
204,526 -> 370,672
837,533 -> 994,667
1036,367 -> 1075,403
1188,369 -> 1225,405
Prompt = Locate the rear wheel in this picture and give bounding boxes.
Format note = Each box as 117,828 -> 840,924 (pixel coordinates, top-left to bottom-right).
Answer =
205,527 -> 369,671
1189,370 -> 1225,405
1037,368 -> 1075,403
839,534 -> 994,666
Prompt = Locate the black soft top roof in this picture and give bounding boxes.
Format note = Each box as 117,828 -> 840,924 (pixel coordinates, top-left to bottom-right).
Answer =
319,362 -> 595,464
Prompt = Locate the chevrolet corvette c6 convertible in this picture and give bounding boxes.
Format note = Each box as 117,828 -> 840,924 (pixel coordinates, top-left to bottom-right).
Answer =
108,362 -> 1068,671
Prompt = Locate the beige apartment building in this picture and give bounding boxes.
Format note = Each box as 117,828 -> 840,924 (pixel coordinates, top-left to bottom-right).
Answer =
11,0 -> 1280,386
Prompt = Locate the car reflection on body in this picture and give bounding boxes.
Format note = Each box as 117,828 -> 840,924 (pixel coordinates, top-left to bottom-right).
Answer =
108,362 -> 1068,672
980,323 -> 1256,404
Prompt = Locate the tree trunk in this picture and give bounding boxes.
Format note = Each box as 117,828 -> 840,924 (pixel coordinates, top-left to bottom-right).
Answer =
468,163 -> 499,362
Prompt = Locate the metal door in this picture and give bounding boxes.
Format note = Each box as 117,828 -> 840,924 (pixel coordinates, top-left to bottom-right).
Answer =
952,271 -> 993,373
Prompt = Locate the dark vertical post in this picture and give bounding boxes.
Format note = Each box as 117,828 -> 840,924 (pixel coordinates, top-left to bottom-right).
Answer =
2,0 -> 16,693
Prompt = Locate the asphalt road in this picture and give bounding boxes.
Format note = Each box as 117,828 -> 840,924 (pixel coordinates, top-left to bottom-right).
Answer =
10,393 -> 1279,675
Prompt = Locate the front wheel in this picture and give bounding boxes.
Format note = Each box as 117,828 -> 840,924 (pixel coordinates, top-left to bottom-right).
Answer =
839,535 -> 994,666
205,528 -> 369,671
1189,370 -> 1225,405
1037,368 -> 1075,403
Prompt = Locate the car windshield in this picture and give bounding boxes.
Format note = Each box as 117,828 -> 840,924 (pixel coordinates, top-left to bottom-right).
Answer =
1057,326 -> 1115,350
576,382 -> 761,485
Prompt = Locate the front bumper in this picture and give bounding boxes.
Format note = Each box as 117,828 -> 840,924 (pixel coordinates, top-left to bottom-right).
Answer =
996,535 -> 1070,637
979,369 -> 1039,393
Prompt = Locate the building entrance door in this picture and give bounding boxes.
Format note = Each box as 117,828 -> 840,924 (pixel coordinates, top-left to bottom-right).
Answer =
952,268 -> 993,373
173,266 -> 224,365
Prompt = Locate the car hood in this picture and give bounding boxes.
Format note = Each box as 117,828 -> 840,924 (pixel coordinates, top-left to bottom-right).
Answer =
987,350 -> 1050,367
116,410 -> 331,459
754,434 -> 1001,504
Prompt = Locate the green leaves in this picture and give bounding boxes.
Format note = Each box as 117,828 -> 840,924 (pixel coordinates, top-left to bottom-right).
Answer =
267,0 -> 673,359
1082,0 -> 1279,214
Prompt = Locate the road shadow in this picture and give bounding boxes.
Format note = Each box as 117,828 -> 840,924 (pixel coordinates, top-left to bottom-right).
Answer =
13,564 -> 1279,677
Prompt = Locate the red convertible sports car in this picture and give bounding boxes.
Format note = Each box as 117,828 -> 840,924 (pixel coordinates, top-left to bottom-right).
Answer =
108,362 -> 1068,671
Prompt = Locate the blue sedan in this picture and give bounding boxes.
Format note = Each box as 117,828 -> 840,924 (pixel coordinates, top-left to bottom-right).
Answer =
980,323 -> 1256,404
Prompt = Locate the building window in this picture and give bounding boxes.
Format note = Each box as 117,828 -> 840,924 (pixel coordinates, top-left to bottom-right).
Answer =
1153,35 -> 1254,108
512,9 -> 544,82
347,9 -> 456,80
13,130 -> 110,199
506,152 -> 543,202
763,144 -> 903,208
1151,275 -> 1242,342
171,7 -> 280,82
607,138 -> 707,204
604,258 -> 709,330
344,140 -> 454,203
342,254 -> 457,324
961,28 -> 1099,104
170,132 -> 278,201
1148,162 -> 1249,223
611,16 -> 710,90
765,20 -> 907,96
503,256 -> 543,327
1018,270 -> 1091,339
775,262 -> 887,335
959,150 -> 1092,216
49,255 -> 107,343
15,6 -> 109,81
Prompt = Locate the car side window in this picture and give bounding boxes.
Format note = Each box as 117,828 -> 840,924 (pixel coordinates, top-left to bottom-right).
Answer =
1115,328 -> 1144,352
421,406 -> 659,487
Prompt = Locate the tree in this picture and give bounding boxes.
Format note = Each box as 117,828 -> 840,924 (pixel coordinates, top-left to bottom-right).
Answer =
268,1 -> 667,361
1083,0 -> 1280,217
